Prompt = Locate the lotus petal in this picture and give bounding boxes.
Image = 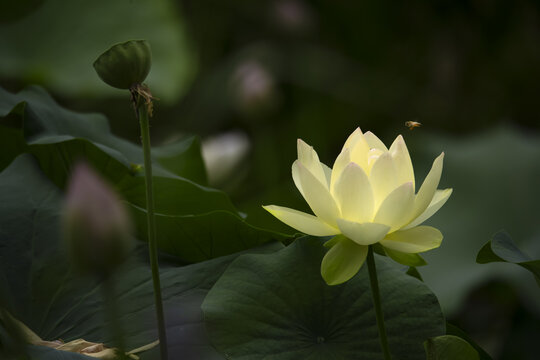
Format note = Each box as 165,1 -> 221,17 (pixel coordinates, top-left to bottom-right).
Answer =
369,152 -> 399,207
373,182 -> 415,231
297,139 -> 328,188
412,153 -> 444,219
263,205 -> 339,236
330,148 -> 351,194
336,219 -> 390,245
297,162 -> 341,226
321,236 -> 368,285
404,188 -> 453,229
380,226 -> 443,253
334,162 -> 374,223
389,135 -> 415,188
363,131 -> 388,151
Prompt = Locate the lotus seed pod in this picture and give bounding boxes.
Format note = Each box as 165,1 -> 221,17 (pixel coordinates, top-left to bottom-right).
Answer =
63,163 -> 134,277
93,40 -> 152,89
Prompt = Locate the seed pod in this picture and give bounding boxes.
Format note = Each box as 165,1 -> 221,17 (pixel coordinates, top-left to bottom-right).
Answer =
93,40 -> 152,89
63,163 -> 134,277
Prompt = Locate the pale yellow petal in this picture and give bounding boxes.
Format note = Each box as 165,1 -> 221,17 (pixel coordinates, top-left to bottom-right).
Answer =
403,188 -> 452,229
321,237 -> 368,285
292,160 -> 304,197
333,163 -> 374,222
369,152 -> 399,207
389,135 -> 415,188
342,127 -> 363,149
412,153 -> 444,219
367,148 -> 384,170
373,182 -> 415,231
380,226 -> 443,253
336,219 -> 390,245
321,163 -> 332,188
297,162 -> 341,226
348,134 -> 370,170
297,139 -> 328,188
330,148 -> 351,194
363,131 -> 388,151
262,205 -> 339,236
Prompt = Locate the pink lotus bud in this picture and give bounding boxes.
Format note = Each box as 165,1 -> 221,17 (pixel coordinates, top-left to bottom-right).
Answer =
63,163 -> 133,277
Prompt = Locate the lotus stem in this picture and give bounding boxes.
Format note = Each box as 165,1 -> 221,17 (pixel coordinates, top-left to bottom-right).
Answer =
102,275 -> 126,359
135,100 -> 168,360
367,245 -> 392,360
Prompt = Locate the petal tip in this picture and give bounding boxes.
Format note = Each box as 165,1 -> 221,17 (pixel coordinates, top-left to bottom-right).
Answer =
262,205 -> 275,213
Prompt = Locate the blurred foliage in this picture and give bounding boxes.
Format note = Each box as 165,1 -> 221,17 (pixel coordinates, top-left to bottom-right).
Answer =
0,0 -> 195,103
0,155 -> 282,359
1,0 -> 540,359
0,86 -> 290,264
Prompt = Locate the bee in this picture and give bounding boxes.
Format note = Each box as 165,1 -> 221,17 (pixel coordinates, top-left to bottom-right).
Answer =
405,121 -> 422,130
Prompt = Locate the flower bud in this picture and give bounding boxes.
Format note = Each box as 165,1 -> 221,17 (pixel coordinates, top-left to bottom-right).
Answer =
63,163 -> 133,277
93,40 -> 152,89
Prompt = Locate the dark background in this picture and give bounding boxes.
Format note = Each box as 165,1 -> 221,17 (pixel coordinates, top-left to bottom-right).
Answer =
1,1 -> 539,358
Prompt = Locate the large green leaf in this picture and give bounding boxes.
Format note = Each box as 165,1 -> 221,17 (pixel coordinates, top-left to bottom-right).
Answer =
477,231 -> 540,287
0,86 -> 206,183
0,155 -> 283,359
27,136 -> 232,216
0,86 -> 290,261
130,206 -> 289,263
0,0 -> 195,103
153,137 -> 207,185
202,236 -> 445,360
27,136 -> 229,217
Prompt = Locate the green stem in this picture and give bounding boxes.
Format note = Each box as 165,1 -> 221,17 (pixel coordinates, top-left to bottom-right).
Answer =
367,245 -> 392,360
138,104 -> 168,360
102,276 -> 126,359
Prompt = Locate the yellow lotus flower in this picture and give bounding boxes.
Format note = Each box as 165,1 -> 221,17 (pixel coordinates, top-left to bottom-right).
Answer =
263,128 -> 452,285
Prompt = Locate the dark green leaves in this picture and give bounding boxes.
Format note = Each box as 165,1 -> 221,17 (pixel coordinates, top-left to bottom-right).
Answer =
0,155 -> 282,359
477,231 -> 540,286
0,86 -> 203,183
202,237 -> 446,360
0,86 -> 291,261
129,206 -> 289,263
